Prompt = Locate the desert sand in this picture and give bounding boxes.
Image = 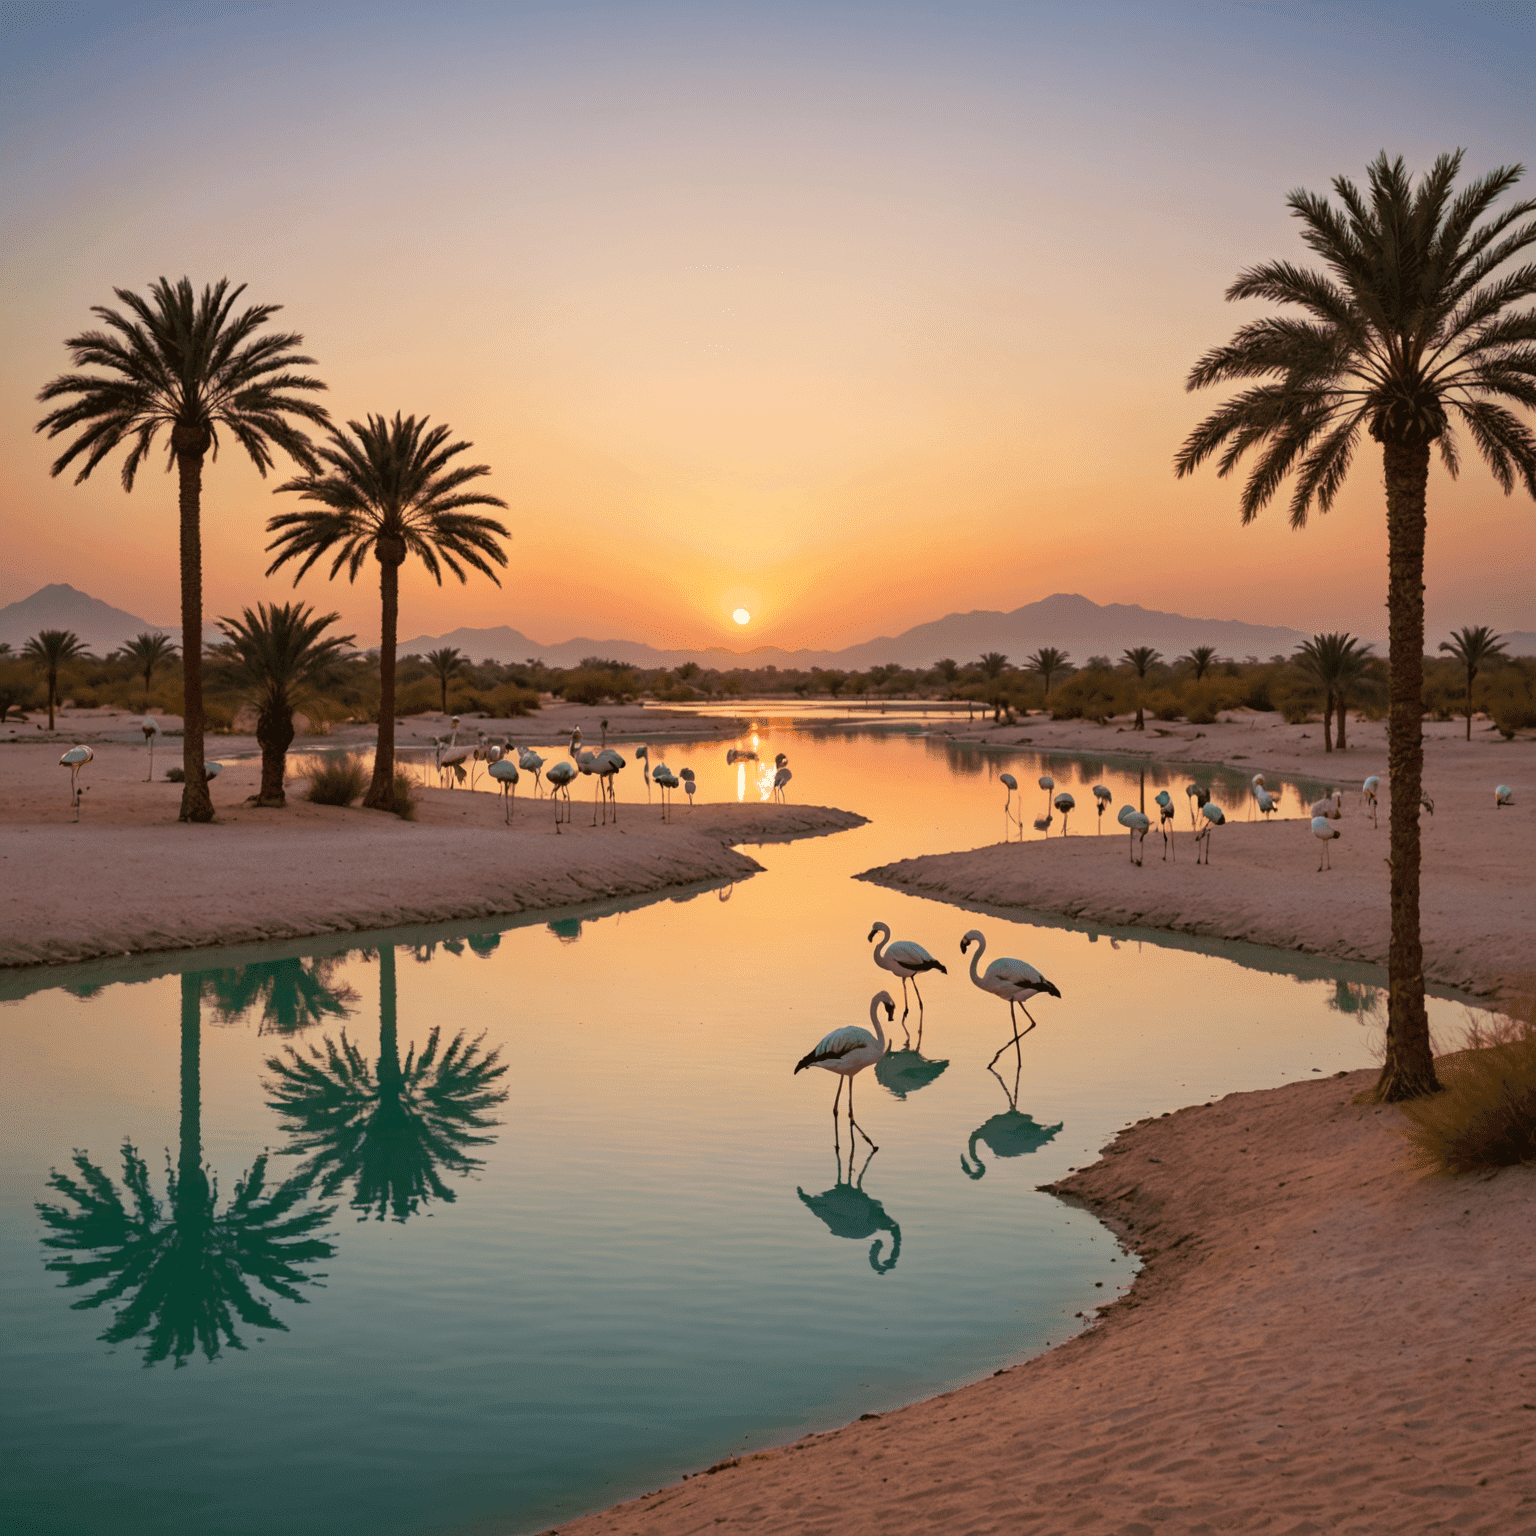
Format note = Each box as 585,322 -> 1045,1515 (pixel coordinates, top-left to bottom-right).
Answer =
559,1065 -> 1536,1535
863,713 -> 1532,998
0,740 -> 862,968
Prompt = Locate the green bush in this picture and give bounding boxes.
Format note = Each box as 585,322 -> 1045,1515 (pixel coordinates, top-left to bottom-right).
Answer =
302,753 -> 368,806
391,769 -> 417,820
394,678 -> 441,717
1486,660 -> 1536,738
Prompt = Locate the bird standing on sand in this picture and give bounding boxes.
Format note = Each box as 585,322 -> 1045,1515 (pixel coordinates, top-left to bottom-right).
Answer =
652,763 -> 679,820
593,748 -> 625,824
141,716 -> 159,781
795,992 -> 895,1150
1092,784 -> 1112,832
1154,790 -> 1176,859
1195,801 -> 1225,864
546,758 -> 576,830
868,922 -> 948,1042
959,928 -> 1061,1069
1495,784 -> 1514,807
1118,803 -> 1150,865
1186,782 -> 1210,828
1311,815 -> 1340,870
1310,792 -> 1342,820
489,757 -> 519,823
1361,775 -> 1380,827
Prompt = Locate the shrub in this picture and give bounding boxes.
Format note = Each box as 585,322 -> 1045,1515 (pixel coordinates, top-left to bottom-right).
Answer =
1398,981 -> 1536,1175
1486,660 -> 1536,738
302,753 -> 368,806
391,769 -> 417,820
394,678 -> 441,717
480,682 -> 540,718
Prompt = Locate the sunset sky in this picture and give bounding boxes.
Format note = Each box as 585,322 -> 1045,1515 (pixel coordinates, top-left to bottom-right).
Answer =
3,0 -> 1532,653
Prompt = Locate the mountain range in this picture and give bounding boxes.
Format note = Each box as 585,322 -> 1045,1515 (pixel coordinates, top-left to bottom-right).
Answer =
4,583 -> 1532,667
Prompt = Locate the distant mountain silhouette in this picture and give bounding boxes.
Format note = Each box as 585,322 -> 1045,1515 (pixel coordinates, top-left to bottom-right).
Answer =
400,594 -> 1315,669
0,583 -> 168,651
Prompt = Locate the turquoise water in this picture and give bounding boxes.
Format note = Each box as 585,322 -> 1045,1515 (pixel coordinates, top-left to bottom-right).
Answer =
0,729 -> 1476,1535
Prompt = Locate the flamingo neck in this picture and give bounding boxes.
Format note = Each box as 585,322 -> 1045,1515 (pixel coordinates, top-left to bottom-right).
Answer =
967,936 -> 986,985
870,924 -> 889,964
868,996 -> 888,1055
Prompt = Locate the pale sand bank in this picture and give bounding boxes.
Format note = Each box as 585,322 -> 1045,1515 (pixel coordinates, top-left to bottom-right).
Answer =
861,724 -> 1532,998
560,1067 -> 1536,1535
0,744 -> 862,968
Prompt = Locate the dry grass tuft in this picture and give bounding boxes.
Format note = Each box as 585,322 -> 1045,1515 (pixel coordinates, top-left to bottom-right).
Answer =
1399,976 -> 1536,1176
301,753 -> 368,807
390,769 -> 417,821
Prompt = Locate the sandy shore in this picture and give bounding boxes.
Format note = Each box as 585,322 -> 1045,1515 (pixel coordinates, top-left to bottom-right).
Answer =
861,716 -> 1532,998
0,743 -> 862,968
559,1064 -> 1536,1535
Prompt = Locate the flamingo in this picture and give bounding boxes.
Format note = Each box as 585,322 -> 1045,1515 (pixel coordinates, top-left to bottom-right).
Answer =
685,776 -> 697,808
1053,791 -> 1075,834
546,758 -> 576,830
794,992 -> 894,1150
60,744 -> 92,816
775,752 -> 789,770
1249,772 -> 1266,820
593,748 -> 625,823
652,763 -> 679,820
1117,803 -> 1150,865
773,766 -> 792,803
141,716 -> 158,781
518,746 -> 545,793
959,928 -> 1062,1069
868,921 -> 948,1043
1154,789 -> 1176,859
1310,792 -> 1342,820
633,744 -> 650,801
1185,782 -> 1210,828
1092,783 -> 1112,832
1255,786 -> 1279,821
726,747 -> 758,765
1496,784 -> 1514,807
1038,774 -> 1055,816
489,757 -> 519,822
1362,775 -> 1380,827
1195,800 -> 1225,863
1000,772 -> 1020,837
1311,814 -> 1341,870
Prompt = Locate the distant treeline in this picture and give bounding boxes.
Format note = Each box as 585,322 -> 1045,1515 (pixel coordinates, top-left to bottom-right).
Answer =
4,633 -> 1534,741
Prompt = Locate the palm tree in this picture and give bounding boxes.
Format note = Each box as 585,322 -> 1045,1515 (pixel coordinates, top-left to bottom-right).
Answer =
23,628 -> 92,730
1120,646 -> 1162,730
977,651 -> 1009,680
263,946 -> 509,1222
1438,625 -> 1508,739
35,971 -> 335,1366
1293,631 -> 1372,751
265,414 -> 509,813
115,631 -> 179,702
1332,639 -> 1379,750
425,646 -> 466,713
1027,646 -> 1071,697
1175,151 -> 1536,1101
210,602 -> 355,806
1177,644 -> 1219,681
35,278 -> 329,822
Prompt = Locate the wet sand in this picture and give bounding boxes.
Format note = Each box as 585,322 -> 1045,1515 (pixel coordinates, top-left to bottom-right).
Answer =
862,715 -> 1532,997
559,1065 -> 1536,1535
0,742 -> 862,968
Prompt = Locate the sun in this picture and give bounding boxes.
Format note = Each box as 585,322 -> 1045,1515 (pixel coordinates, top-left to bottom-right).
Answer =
732,608 -> 751,626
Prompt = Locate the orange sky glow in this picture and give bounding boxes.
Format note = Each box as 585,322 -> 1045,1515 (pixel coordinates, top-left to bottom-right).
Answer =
3,2 -> 1531,653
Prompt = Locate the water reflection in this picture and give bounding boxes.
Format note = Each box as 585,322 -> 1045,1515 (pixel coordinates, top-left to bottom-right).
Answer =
796,1145 -> 902,1274
263,947 -> 509,1223
960,1061 -> 1063,1180
200,956 -> 359,1035
875,1047 -> 950,1100
35,973 -> 335,1366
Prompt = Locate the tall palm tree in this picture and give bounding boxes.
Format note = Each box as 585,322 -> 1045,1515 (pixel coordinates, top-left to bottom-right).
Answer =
1177,644 -> 1219,681
1175,151 -> 1536,1102
1332,640 -> 1379,750
35,278 -> 329,821
1438,625 -> 1508,739
23,628 -> 92,730
265,414 -> 509,812
115,631 -> 179,702
263,946 -> 509,1222
210,602 -> 355,806
1293,631 -> 1372,750
1027,646 -> 1071,697
1120,646 -> 1162,730
35,971 -> 335,1366
425,646 -> 466,714
977,651 -> 1009,680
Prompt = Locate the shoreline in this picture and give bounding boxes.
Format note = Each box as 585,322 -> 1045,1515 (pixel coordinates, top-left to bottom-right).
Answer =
557,1064 -> 1536,1534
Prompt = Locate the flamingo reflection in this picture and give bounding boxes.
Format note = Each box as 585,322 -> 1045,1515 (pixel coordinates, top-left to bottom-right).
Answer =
961,1058 -> 1063,1179
797,1143 -> 901,1274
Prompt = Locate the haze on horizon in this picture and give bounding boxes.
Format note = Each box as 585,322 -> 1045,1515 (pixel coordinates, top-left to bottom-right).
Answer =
2,0 -> 1532,653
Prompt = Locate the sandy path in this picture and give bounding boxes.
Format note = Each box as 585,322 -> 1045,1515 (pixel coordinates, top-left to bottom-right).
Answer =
558,1066 -> 1536,1535
860,719 -> 1532,998
0,744 -> 862,968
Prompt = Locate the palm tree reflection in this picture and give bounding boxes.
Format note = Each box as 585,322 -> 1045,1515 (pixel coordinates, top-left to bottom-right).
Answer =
797,1144 -> 902,1274
263,946 -> 509,1222
199,955 -> 359,1035
961,1060 -> 1063,1179
35,972 -> 335,1367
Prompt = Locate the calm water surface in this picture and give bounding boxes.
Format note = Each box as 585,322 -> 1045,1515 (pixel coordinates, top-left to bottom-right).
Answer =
1,726 -> 1479,1535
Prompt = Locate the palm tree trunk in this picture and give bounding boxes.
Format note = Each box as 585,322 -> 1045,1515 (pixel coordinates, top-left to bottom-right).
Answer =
1336,696 -> 1348,750
1373,439 -> 1440,1103
176,447 -> 214,823
255,698 -> 294,805
179,971 -> 205,1189
47,668 -> 57,731
364,549 -> 402,811
1465,672 -> 1473,741
1322,689 -> 1334,751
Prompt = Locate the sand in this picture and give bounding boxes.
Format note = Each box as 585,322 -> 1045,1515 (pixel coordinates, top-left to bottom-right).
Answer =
558,1065 -> 1536,1535
0,740 -> 863,968
861,714 -> 1532,998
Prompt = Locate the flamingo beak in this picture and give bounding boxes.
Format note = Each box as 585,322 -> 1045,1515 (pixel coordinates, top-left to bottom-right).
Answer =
960,938 -> 971,954
867,926 -> 879,943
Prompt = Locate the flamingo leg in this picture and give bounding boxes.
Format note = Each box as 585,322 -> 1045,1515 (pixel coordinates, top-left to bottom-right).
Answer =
848,1074 -> 877,1151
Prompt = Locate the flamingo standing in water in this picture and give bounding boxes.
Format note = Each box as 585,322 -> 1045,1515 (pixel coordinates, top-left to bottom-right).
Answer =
1255,786 -> 1279,822
1038,774 -> 1055,817
773,766 -> 792,803
1118,803 -> 1150,865
795,992 -> 895,1150
518,746 -> 544,793
1185,782 -> 1209,827
868,921 -> 948,1042
1053,791 -> 1075,834
633,744 -> 650,800
1092,783 -> 1112,832
1000,773 -> 1021,837
959,928 -> 1061,1069
1195,801 -> 1225,863
1311,815 -> 1341,870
